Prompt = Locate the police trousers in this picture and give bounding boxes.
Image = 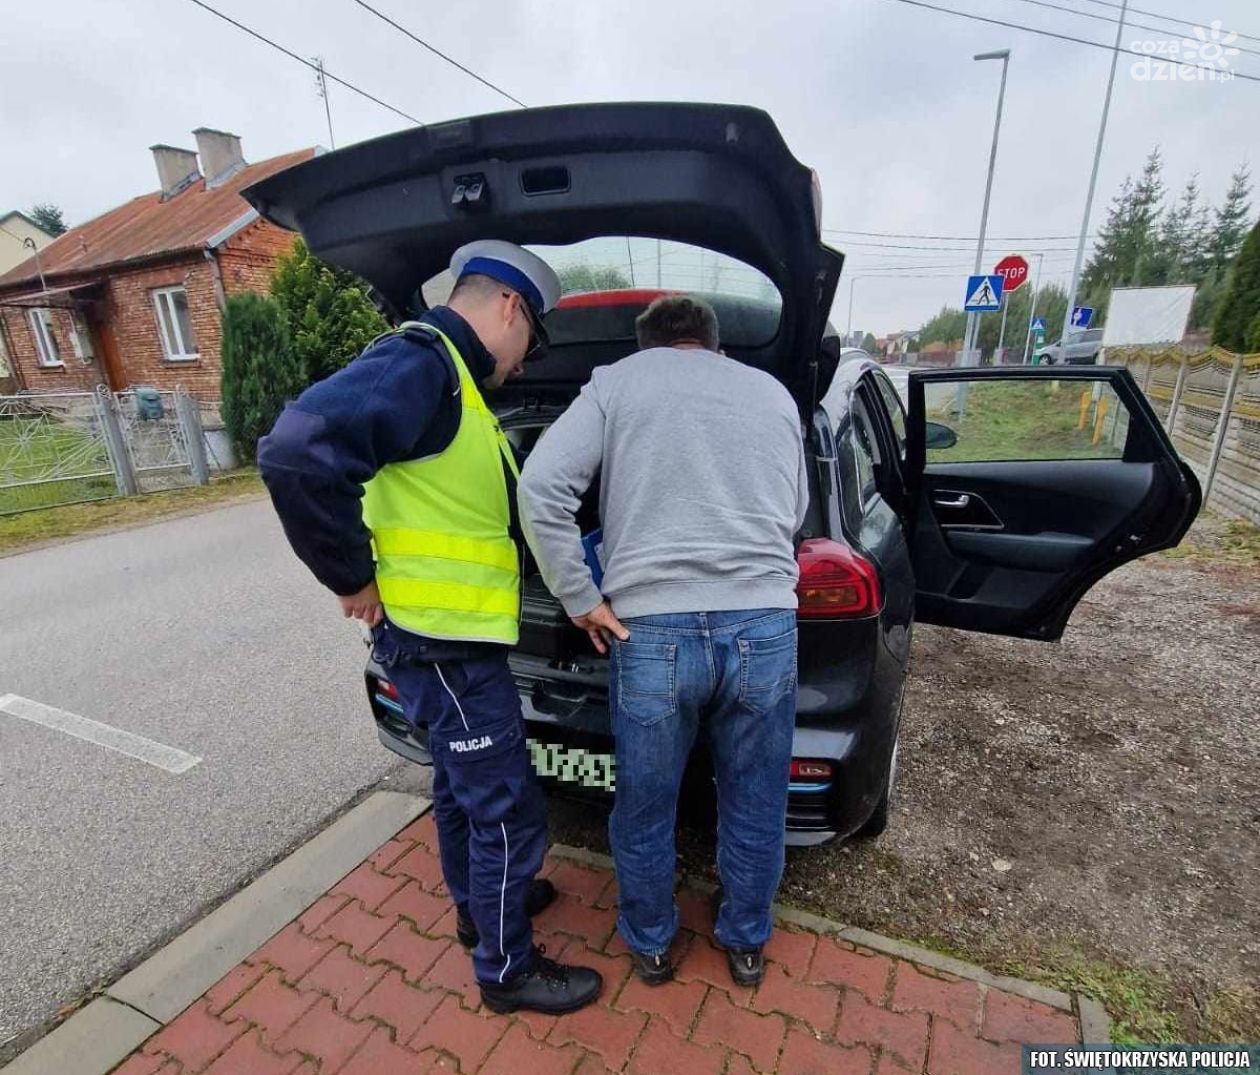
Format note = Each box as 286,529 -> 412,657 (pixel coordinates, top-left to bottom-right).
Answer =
375,626 -> 547,985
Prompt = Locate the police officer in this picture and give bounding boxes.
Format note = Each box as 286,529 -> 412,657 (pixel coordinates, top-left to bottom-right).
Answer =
258,240 -> 602,1015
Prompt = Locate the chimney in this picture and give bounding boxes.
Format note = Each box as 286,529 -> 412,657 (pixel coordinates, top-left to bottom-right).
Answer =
150,145 -> 200,199
193,128 -> 246,188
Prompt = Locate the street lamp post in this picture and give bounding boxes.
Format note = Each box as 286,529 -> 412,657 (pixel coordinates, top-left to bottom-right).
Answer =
846,276 -> 862,343
1060,0 -> 1129,354
960,49 -> 1011,369
1021,251 -> 1045,364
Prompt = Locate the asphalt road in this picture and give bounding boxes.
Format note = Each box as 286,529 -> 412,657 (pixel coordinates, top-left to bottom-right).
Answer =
0,498 -> 429,1055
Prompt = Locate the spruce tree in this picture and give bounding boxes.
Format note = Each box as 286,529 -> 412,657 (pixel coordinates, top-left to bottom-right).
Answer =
1207,164 -> 1253,271
1213,219 -> 1260,351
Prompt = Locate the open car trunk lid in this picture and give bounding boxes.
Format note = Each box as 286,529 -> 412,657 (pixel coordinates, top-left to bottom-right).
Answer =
243,102 -> 844,404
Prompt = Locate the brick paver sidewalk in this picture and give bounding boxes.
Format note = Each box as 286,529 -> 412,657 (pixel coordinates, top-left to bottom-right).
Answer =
108,813 -> 1081,1075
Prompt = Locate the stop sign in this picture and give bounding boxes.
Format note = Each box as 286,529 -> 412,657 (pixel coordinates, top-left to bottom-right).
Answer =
994,254 -> 1030,293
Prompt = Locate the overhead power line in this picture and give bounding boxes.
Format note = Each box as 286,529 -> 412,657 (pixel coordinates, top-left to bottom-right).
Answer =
347,0 -> 527,108
835,239 -> 1084,252
825,228 -> 1098,241
186,0 -> 422,124
1002,0 -> 1260,59
1073,0 -> 1260,46
877,0 -> 1260,83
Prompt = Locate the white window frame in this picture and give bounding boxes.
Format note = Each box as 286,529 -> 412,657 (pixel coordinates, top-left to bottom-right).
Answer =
152,286 -> 198,361
27,308 -> 63,367
69,310 -> 95,361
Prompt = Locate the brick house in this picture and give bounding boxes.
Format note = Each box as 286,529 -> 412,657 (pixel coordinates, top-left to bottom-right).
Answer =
0,130 -> 314,399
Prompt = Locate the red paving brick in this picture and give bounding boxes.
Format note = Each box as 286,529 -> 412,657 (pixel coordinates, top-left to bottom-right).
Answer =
408,994 -> 505,1071
204,1029 -> 303,1075
751,960 -> 840,1036
338,1026 -> 433,1075
143,999 -> 245,1069
367,922 -> 450,985
890,963 -> 982,1031
808,939 -> 894,1003
378,881 -> 450,933
331,863 -> 409,912
395,815 -> 440,850
275,996 -> 376,1072
481,1022 -> 585,1075
252,923 -> 338,982
929,1018 -> 1023,1075
835,989 -> 931,1071
982,989 -> 1079,1043
204,961 -> 268,1015
693,988 -> 787,1073
351,970 -> 445,1043
675,887 -> 714,936
387,845 -> 447,892
298,894 -> 353,935
91,822 -> 1087,1075
548,1001 -> 648,1069
626,1018 -> 728,1075
316,902 -> 397,958
224,969 -> 321,1038
763,927 -> 818,980
614,972 -> 709,1038
548,860 -> 611,906
778,1026 -> 873,1075
298,944 -> 386,1011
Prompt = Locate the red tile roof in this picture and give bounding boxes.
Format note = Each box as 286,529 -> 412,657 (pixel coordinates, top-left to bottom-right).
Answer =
0,148 -> 314,289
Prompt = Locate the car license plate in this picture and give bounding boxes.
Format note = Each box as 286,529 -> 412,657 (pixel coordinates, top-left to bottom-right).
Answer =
527,738 -> 615,791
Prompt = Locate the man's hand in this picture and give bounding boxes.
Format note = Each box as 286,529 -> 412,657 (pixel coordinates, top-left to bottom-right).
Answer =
571,600 -> 630,655
339,581 -> 384,627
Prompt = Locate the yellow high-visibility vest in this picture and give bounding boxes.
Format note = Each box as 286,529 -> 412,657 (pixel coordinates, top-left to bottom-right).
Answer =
362,326 -> 520,644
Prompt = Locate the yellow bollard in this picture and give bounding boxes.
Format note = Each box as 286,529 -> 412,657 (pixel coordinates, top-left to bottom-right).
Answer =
1092,398 -> 1109,446
1077,390 -> 1091,430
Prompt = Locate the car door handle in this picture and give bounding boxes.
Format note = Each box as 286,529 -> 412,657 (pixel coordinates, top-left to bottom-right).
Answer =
934,494 -> 971,509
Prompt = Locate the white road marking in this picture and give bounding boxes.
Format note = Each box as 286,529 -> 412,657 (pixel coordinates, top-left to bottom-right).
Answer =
0,694 -> 202,774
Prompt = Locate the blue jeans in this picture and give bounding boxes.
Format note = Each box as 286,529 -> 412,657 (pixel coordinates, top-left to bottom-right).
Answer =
608,609 -> 797,955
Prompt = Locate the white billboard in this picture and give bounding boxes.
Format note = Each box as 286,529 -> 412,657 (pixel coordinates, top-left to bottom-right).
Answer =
1103,285 -> 1196,347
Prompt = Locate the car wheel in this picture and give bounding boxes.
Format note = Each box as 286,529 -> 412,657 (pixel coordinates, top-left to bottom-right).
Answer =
854,738 -> 898,840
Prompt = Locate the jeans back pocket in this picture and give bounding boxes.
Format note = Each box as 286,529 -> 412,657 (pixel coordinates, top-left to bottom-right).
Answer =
612,640 -> 678,727
737,628 -> 798,713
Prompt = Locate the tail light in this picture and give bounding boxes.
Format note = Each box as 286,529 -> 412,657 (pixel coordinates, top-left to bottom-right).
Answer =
377,678 -> 400,701
790,760 -> 833,780
796,538 -> 881,618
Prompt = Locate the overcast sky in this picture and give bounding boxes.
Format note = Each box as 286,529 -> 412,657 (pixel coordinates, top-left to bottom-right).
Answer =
3,0 -> 1258,335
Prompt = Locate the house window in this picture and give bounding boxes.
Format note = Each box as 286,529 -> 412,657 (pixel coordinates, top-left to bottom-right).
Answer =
69,310 -> 95,361
152,286 -> 198,361
27,308 -> 62,367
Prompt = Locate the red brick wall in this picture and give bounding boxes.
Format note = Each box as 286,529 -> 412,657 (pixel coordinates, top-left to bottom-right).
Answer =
0,304 -> 105,393
218,217 -> 298,296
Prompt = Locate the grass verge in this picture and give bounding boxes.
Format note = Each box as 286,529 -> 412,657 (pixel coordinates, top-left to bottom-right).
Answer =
0,470 -> 265,555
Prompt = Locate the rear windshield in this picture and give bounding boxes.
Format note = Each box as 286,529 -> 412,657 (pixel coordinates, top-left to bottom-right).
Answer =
422,237 -> 782,348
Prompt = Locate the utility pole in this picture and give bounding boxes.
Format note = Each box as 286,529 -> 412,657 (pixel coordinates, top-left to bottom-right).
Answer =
1021,251 -> 1045,364
313,56 -> 335,150
1060,0 -> 1128,354
960,49 -> 1011,368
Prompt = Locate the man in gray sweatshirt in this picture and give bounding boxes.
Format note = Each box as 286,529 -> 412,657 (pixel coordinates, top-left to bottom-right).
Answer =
518,295 -> 808,989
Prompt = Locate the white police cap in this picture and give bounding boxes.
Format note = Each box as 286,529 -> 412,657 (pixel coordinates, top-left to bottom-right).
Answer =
449,240 -> 561,316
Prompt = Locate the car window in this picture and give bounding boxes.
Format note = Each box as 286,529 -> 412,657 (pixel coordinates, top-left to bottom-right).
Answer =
926,378 -> 1127,463
850,397 -> 880,506
871,373 -> 907,464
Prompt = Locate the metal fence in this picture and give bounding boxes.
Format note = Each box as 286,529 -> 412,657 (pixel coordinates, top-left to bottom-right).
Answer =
0,387 -> 209,516
1109,345 -> 1260,524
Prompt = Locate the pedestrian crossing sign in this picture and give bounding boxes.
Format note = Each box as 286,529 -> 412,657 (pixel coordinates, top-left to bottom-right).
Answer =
964,275 -> 1004,313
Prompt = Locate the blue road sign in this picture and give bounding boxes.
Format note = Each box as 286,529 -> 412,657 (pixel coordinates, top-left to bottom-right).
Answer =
1071,306 -> 1095,328
1031,316 -> 1047,332
964,275 -> 1004,313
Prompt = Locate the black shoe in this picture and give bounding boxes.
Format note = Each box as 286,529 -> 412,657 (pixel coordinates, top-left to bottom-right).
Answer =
479,946 -> 603,1015
726,946 -> 765,987
457,878 -> 558,948
629,949 -> 674,986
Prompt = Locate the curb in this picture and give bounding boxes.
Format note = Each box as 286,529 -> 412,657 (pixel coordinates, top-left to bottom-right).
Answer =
1,791 -> 430,1075
550,842 -> 1111,1042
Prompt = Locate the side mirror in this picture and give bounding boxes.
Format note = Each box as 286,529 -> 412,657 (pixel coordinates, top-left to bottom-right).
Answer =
924,420 -> 958,450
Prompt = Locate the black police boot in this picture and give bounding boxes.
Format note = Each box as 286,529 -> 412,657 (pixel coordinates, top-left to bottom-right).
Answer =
629,949 -> 674,986
711,887 -> 764,987
457,878 -> 557,948
479,946 -> 603,1015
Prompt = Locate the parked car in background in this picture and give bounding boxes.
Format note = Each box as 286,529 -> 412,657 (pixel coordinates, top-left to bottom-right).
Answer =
245,102 -> 1201,846
1034,327 -> 1104,365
